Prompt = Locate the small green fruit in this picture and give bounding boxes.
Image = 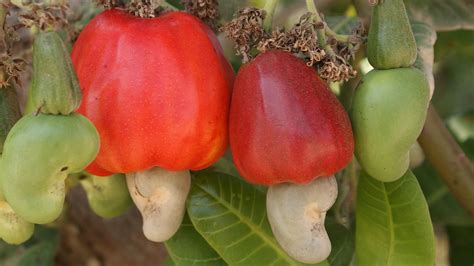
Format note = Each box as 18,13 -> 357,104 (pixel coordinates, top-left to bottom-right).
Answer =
80,173 -> 133,218
31,31 -> 81,115
351,68 -> 429,182
367,0 -> 417,69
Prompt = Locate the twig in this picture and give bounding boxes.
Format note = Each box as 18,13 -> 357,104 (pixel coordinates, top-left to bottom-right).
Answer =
418,104 -> 474,219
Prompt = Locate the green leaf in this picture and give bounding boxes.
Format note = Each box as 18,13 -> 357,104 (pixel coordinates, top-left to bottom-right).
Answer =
432,50 -> 474,118
164,257 -> 176,266
211,155 -> 240,177
187,172 -> 329,266
0,241 -> 19,261
406,0 -> 474,30
165,213 -> 225,266
0,226 -> 58,266
355,170 -> 435,265
461,138 -> 474,161
326,220 -> 354,266
326,16 -> 360,35
414,161 -> 473,225
446,225 -> 474,265
434,30 -> 474,61
412,21 -> 436,97
16,242 -> 56,266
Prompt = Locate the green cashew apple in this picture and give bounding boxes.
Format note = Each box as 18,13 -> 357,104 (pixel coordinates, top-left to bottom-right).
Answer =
351,68 -> 429,182
0,113 -> 99,224
31,31 -> 81,115
80,173 -> 133,218
367,0 -> 417,69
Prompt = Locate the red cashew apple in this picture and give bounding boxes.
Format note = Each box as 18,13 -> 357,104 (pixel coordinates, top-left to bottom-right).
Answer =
229,50 -> 353,263
230,50 -> 354,185
71,9 -> 233,241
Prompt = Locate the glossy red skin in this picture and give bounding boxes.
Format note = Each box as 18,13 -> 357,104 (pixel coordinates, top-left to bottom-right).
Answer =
72,9 -> 232,176
230,51 -> 354,185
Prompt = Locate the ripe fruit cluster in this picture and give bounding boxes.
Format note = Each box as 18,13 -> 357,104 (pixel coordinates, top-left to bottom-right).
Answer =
0,2 -> 431,264
0,5 -> 354,262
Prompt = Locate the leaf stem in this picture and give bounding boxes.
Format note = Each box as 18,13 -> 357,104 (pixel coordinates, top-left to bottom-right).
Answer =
262,0 -> 279,32
325,27 -> 350,42
418,104 -> 474,219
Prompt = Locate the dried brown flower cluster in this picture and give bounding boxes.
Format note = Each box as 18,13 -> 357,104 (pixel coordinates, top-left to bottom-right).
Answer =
181,0 -> 219,30
220,7 -> 266,63
257,13 -> 326,66
127,0 -> 160,18
222,9 -> 364,82
0,55 -> 25,87
17,3 -> 68,30
95,0 -> 117,9
95,0 -> 162,18
0,2 -> 69,87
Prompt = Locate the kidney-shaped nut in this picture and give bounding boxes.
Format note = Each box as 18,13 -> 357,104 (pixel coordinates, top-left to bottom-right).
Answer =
126,167 -> 191,242
267,176 -> 338,264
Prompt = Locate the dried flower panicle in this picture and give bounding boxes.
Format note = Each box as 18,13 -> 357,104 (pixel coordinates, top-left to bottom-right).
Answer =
182,0 -> 219,30
17,3 -> 68,30
317,57 -> 355,82
0,55 -> 25,87
95,0 -> 117,9
127,0 -> 160,18
0,1 -> 69,87
222,7 -> 364,82
257,13 -> 326,66
221,7 -> 266,63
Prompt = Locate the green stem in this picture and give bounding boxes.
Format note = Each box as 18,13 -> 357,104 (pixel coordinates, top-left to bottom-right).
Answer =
325,27 -> 350,42
418,104 -> 474,219
332,16 -> 352,33
306,0 -> 337,57
262,0 -> 279,32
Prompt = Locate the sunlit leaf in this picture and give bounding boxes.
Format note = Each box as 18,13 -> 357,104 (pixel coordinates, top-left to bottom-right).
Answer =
356,171 -> 435,265
165,213 -> 225,266
187,172 -> 329,266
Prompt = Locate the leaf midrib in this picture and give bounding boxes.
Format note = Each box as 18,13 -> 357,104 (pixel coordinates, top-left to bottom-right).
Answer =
193,181 -> 300,266
382,182 -> 394,266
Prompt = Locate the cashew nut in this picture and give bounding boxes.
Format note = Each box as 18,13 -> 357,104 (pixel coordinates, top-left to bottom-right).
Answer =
266,176 -> 338,264
126,167 -> 191,242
